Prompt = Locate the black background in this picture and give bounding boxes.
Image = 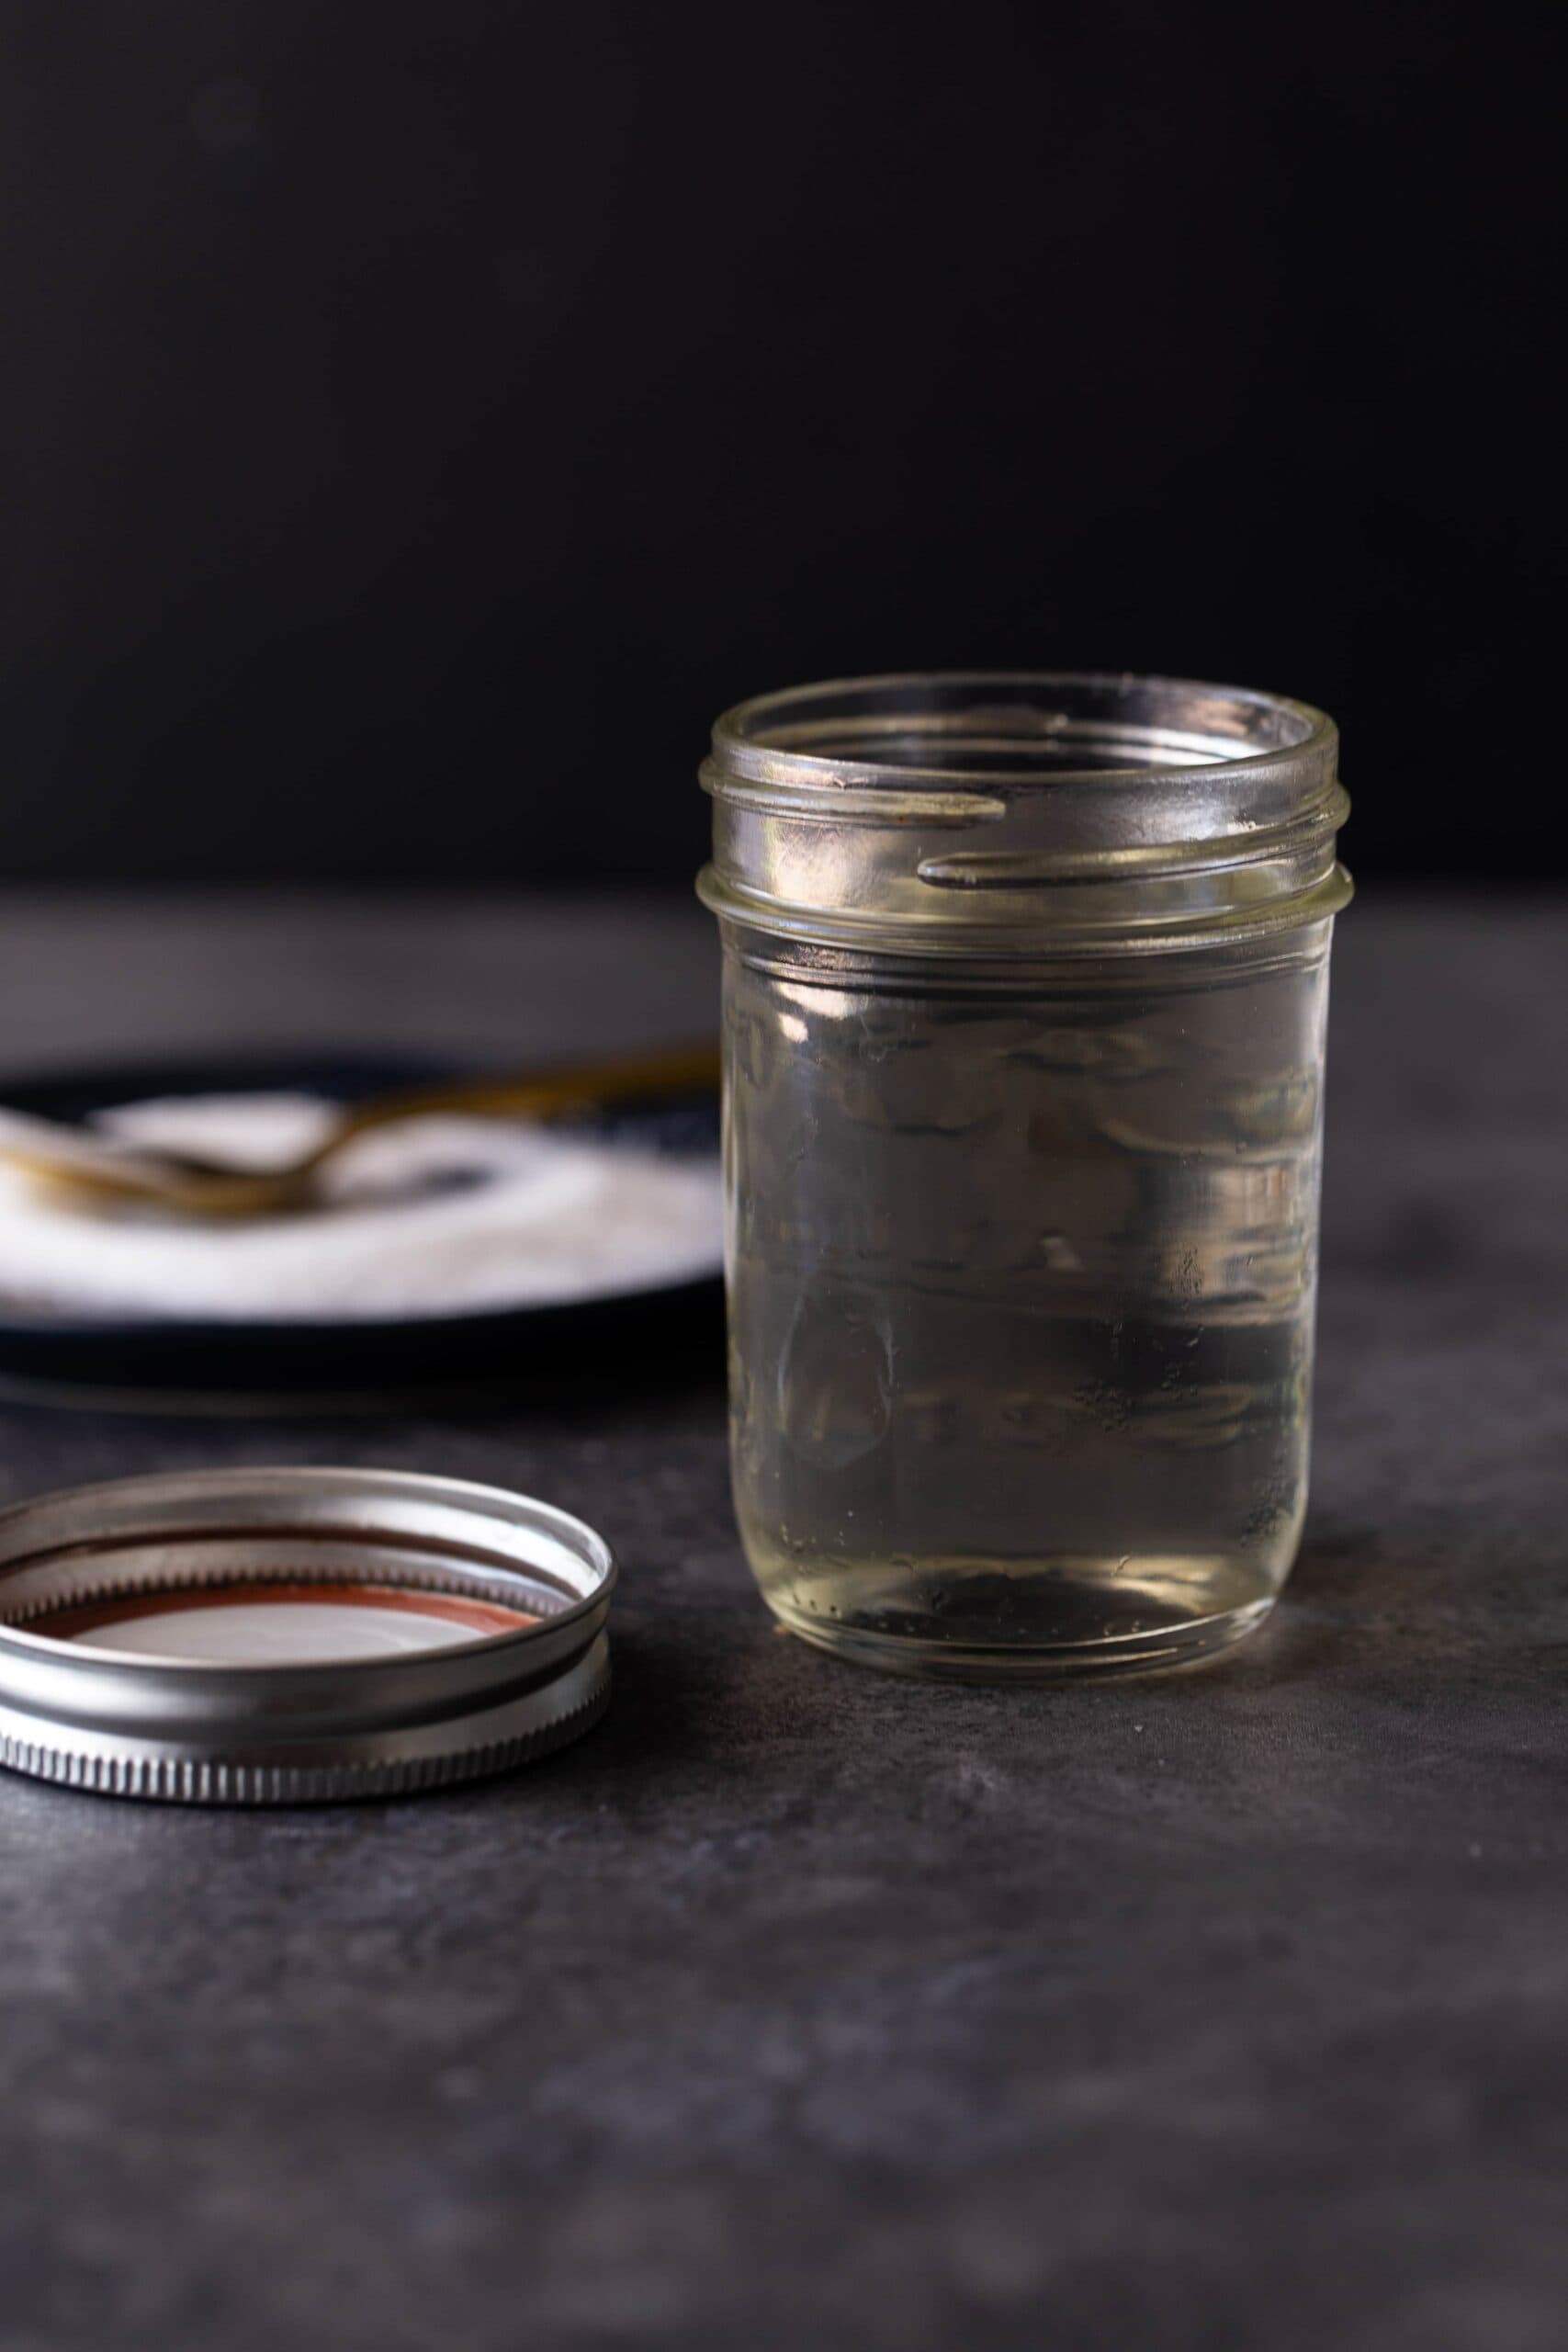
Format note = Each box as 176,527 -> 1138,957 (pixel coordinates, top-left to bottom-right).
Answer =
2,2 -> 1559,888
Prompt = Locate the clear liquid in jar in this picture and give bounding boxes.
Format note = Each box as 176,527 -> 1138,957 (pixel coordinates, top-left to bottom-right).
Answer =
724,944 -> 1327,1680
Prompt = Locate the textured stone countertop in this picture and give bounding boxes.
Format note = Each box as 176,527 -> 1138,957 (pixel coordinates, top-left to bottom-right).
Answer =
1,892 -> 1563,2352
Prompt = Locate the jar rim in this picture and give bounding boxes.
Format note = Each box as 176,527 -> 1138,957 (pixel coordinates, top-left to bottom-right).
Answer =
710,670 -> 1335,794
701,670 -> 1348,960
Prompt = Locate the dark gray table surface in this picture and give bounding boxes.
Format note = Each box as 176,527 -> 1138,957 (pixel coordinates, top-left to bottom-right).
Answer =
2,892 -> 1563,2352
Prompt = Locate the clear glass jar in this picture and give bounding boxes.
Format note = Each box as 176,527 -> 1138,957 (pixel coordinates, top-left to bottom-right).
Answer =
698,673 -> 1351,1682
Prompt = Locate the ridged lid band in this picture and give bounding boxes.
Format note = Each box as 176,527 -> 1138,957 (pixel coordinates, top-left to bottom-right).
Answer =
0,1467 -> 615,1805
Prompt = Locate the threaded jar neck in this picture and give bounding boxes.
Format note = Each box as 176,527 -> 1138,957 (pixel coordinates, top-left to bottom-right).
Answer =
699,672 -> 1350,957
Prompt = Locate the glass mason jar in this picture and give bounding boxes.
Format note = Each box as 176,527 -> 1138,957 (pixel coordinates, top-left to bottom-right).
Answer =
697,673 -> 1351,1682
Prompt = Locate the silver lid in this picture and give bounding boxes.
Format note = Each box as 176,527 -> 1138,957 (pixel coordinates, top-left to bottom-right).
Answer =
0,1466 -> 614,1804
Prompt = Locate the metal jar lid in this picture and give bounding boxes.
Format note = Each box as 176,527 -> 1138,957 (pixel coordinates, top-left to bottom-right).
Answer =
0,1466 -> 614,1804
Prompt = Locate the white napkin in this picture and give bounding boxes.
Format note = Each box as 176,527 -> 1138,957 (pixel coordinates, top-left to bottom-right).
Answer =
0,1093 -> 723,1322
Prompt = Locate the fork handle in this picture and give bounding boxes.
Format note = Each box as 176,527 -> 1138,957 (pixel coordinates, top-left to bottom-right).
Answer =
312,1041 -> 721,1166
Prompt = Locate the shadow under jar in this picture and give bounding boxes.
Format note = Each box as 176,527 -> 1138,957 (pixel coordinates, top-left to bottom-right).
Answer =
698,673 -> 1352,1683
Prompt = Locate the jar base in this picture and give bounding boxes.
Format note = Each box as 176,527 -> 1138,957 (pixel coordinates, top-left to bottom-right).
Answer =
763,1582 -> 1277,1686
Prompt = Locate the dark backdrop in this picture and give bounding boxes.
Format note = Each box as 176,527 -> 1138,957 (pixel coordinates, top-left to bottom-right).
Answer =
2,3 -> 1559,888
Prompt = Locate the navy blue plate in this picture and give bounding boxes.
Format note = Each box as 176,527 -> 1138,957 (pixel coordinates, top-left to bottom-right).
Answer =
0,1054 -> 722,1392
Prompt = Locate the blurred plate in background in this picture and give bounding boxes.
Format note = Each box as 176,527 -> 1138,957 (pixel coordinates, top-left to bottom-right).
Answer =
0,1054 -> 722,1393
